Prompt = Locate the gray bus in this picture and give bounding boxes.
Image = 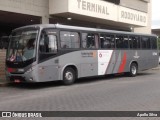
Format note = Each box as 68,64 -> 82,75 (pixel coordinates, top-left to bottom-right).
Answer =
6,24 -> 159,85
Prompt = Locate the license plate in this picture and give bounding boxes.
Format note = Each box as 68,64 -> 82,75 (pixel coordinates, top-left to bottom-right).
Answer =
14,79 -> 21,83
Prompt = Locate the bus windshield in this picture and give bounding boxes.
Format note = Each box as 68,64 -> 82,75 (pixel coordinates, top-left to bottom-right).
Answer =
7,29 -> 39,62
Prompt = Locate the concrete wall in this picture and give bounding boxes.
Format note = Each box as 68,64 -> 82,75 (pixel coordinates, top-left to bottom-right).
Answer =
0,0 -> 49,23
120,0 -> 148,12
134,0 -> 151,34
49,0 -> 68,14
0,50 -> 6,81
49,0 -> 148,27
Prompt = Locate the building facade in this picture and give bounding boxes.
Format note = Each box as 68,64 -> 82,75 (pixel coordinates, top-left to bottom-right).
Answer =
0,0 -> 151,36
0,0 -> 152,81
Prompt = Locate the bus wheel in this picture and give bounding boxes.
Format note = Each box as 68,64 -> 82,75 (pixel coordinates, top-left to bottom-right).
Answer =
63,67 -> 76,85
129,63 -> 138,77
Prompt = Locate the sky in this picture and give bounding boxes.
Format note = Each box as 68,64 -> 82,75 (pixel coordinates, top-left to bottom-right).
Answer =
152,0 -> 160,29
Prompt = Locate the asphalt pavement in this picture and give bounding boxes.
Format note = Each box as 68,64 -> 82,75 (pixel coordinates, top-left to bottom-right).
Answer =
0,68 -> 160,120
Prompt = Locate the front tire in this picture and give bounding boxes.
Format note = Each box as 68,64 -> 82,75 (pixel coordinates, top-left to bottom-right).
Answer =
63,67 -> 76,85
129,63 -> 138,77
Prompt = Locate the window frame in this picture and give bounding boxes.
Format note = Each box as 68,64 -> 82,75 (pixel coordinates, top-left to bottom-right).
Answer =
99,33 -> 115,50
150,36 -> 158,50
60,30 -> 80,49
129,35 -> 141,50
39,28 -> 58,54
81,32 -> 99,49
115,34 -> 129,49
141,36 -> 151,50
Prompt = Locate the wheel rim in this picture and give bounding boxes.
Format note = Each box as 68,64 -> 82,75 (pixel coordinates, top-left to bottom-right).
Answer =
65,71 -> 73,81
131,66 -> 137,75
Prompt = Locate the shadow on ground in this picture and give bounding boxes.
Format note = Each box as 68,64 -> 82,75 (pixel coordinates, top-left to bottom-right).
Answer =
7,71 -> 155,89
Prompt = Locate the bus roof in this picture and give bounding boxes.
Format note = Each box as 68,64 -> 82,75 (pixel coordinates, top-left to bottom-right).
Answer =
13,24 -> 157,37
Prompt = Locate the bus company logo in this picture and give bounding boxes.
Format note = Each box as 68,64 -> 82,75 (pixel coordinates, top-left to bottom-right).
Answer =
2,112 -> 11,117
99,53 -> 102,58
152,52 -> 158,56
81,52 -> 95,57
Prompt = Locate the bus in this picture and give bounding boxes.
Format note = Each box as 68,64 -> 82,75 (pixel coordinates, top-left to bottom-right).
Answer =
6,24 -> 159,85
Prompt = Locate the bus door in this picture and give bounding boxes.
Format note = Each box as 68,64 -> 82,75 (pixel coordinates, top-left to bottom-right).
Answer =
80,33 -> 98,77
37,29 -> 59,82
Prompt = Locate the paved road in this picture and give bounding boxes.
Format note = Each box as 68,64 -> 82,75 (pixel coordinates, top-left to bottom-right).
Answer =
0,68 -> 160,120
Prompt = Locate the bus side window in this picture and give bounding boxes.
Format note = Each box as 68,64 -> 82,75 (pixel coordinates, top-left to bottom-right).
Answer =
100,34 -> 115,49
95,35 -> 99,48
130,36 -> 141,49
100,34 -> 108,48
141,36 -> 150,49
82,33 -> 96,48
39,31 -> 57,53
129,37 -> 133,49
151,37 -> 157,49
116,35 -> 128,49
60,31 -> 80,49
123,36 -> 129,48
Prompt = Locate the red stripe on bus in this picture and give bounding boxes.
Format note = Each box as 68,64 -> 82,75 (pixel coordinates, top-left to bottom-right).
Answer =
118,52 -> 127,73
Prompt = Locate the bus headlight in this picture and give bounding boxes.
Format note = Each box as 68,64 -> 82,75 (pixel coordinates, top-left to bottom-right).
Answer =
26,68 -> 32,73
29,78 -> 33,81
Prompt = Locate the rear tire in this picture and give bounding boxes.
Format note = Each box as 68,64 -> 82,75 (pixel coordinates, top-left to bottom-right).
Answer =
129,63 -> 138,77
63,67 -> 76,85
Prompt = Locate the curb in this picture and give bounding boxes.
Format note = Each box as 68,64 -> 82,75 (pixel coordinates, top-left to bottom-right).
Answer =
152,66 -> 160,70
0,82 -> 9,87
0,79 -> 9,87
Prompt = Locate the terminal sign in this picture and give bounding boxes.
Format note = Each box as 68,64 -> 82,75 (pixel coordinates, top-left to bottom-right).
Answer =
68,0 -> 117,21
119,7 -> 147,26
50,0 -> 148,27
121,11 -> 146,23
77,0 -> 109,15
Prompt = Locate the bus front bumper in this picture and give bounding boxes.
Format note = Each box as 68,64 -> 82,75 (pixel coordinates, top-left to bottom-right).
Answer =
6,72 -> 36,83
